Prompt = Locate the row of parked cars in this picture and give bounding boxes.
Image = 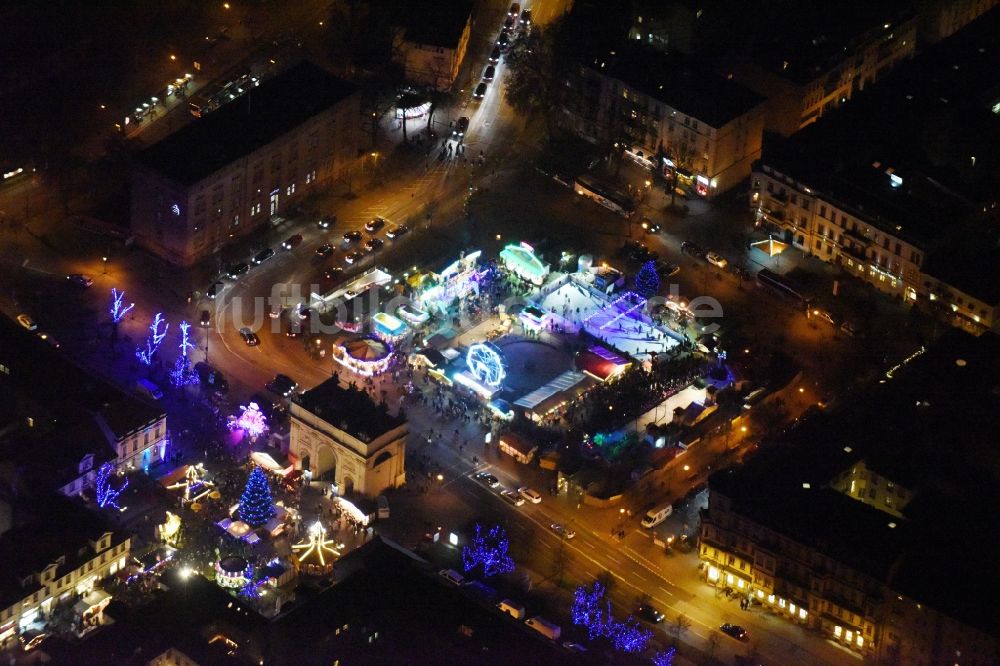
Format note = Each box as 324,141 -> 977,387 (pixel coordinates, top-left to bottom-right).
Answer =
472,4 -> 532,101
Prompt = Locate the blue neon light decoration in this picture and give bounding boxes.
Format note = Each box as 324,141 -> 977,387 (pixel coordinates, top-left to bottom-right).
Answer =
571,581 -> 612,640
462,523 -> 515,577
109,288 -> 134,324
136,312 -> 168,365
95,462 -> 128,510
466,343 -> 506,387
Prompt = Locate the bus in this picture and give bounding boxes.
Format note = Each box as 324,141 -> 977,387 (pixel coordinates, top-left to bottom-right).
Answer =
756,268 -> 811,309
574,175 -> 635,218
188,72 -> 258,117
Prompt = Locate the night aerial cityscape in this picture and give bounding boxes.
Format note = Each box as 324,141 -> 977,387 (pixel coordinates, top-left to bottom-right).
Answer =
2,1 -> 1000,664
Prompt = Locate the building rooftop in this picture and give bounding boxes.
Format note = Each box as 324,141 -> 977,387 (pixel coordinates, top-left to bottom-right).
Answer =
135,61 -> 359,186
399,1 -> 473,49
0,317 -> 164,440
923,229 -> 1000,304
586,44 -> 765,128
709,330 -> 1000,633
295,378 -> 405,443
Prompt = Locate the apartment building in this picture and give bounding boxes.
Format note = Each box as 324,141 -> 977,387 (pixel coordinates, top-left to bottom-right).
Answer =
131,61 -> 360,267
561,44 -> 765,197
393,1 -> 473,91
700,331 -> 1000,664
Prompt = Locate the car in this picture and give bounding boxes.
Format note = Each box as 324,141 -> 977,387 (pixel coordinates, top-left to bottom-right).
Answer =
207,282 -> 222,299
315,243 -> 334,258
438,568 -> 466,586
562,641 -> 587,653
520,8 -> 532,26
267,373 -> 297,397
706,252 -> 728,269
550,523 -> 576,539
36,331 -> 60,348
239,327 -> 259,346
66,273 -> 94,288
655,260 -> 680,278
345,250 -> 365,265
503,15 -> 515,30
497,31 -> 510,50
19,629 -> 47,652
501,489 -> 525,506
811,308 -> 836,325
269,303 -> 284,319
453,116 -> 469,138
16,314 -> 37,331
343,230 -> 363,244
365,237 -> 384,252
226,262 -> 249,278
387,224 -> 410,239
489,45 -> 502,63
840,320 -> 863,337
637,604 -> 665,623
508,3 -> 520,17
252,247 -> 274,265
483,65 -> 496,82
640,219 -> 662,234
475,472 -> 500,488
317,216 -> 335,229
286,319 -> 302,337
199,310 -> 211,327
281,234 -> 303,250
720,623 -> 749,641
518,487 -> 542,504
325,266 -> 345,281
473,82 -> 487,99
365,217 -> 386,233
681,240 -> 706,258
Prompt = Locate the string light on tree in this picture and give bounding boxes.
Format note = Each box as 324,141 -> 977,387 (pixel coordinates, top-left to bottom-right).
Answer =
136,312 -> 169,365
652,648 -> 677,666
609,616 -> 653,653
635,260 -> 660,297
95,462 -> 128,510
571,581 -> 612,640
237,466 -> 275,527
461,523 -> 515,577
170,321 -> 199,387
109,287 -> 134,324
230,402 -> 268,440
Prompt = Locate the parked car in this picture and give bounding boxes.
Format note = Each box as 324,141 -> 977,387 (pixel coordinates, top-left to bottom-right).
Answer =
473,82 -> 487,99
640,219 -> 662,234
386,224 -> 409,239
474,472 -> 500,488
315,243 -> 334,258
840,320 -> 863,337
497,31 -> 510,50
483,65 -> 496,82
226,262 -> 249,278
549,523 -> 576,539
503,15 -> 514,30
681,240 -> 706,258
252,247 -> 274,265
489,45 -> 501,63
706,251 -> 728,269
438,569 -> 465,586
281,234 -> 303,250
508,3 -> 520,17
325,266 -> 345,281
286,319 -> 302,337
365,237 -> 384,252
199,310 -> 211,327
195,361 -> 228,394
811,308 -> 837,325
239,327 -> 259,346
267,373 -> 297,397
721,623 -> 749,641
501,489 -> 525,506
637,604 -> 665,623
317,216 -> 335,229
518,487 -> 542,503
206,281 -> 223,299
66,273 -> 94,288
16,313 -> 37,331
365,217 -> 386,233
343,230 -> 363,244
453,116 -> 469,138
19,630 -> 48,652
37,331 -> 60,348
344,250 -> 365,265
562,641 -> 586,653
655,260 -> 680,277
520,8 -> 532,26
269,303 -> 284,319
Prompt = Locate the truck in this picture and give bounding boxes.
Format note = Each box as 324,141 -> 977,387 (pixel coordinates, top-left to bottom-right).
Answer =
525,616 -> 561,640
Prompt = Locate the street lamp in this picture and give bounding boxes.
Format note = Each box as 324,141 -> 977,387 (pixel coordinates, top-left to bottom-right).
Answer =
102,256 -> 108,275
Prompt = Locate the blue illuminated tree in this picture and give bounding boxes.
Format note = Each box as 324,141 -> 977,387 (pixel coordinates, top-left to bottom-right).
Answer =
609,616 -> 653,653
109,287 -> 135,324
136,313 -> 169,366
652,648 -> 677,666
95,462 -> 128,510
169,321 -> 198,388
571,581 -> 612,640
635,260 -> 660,297
238,467 -> 275,527
462,523 -> 515,577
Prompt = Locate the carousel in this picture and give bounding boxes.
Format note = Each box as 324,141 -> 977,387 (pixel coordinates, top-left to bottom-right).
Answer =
291,522 -> 343,576
332,336 -> 393,376
215,556 -> 251,589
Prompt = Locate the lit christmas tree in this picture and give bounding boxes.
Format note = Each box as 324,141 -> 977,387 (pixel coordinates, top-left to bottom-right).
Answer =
635,260 -> 660,297
462,523 -> 515,577
652,648 -> 677,666
609,616 -> 653,653
238,466 -> 275,526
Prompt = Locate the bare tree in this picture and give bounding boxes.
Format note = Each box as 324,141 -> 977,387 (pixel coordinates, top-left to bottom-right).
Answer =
672,612 -> 691,647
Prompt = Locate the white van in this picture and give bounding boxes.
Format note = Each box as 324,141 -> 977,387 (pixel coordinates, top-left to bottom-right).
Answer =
497,599 -> 526,620
438,569 -> 465,586
525,616 -> 561,640
135,378 -> 163,401
641,505 -> 672,528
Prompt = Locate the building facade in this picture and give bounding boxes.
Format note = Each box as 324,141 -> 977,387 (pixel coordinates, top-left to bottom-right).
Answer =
289,380 -> 406,497
561,46 -> 765,197
394,2 -> 473,91
131,62 -> 360,267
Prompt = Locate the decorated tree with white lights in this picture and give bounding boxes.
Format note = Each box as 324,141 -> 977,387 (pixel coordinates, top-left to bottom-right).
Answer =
230,402 -> 268,440
170,321 -> 199,388
95,462 -> 128,510
108,287 -> 134,347
238,466 -> 275,527
136,312 -> 168,366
